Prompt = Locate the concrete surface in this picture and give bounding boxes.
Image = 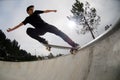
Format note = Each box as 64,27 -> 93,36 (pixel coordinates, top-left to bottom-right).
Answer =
0,20 -> 120,80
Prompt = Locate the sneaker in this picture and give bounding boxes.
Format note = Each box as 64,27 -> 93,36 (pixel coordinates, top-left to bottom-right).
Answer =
42,40 -> 48,45
72,43 -> 80,49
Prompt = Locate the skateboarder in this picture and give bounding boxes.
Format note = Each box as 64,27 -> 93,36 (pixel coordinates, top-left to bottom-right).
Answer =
7,5 -> 79,48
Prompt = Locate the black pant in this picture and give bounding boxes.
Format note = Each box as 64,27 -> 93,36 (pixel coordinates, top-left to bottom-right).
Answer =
26,24 -> 76,47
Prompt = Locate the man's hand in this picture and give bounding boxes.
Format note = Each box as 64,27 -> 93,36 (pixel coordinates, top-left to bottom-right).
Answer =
53,10 -> 57,12
7,28 -> 13,32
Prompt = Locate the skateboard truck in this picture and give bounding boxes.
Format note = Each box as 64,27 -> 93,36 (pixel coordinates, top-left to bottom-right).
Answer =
70,47 -> 78,54
44,44 -> 51,51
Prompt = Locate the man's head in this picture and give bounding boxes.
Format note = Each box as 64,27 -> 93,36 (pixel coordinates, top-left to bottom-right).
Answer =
26,5 -> 34,15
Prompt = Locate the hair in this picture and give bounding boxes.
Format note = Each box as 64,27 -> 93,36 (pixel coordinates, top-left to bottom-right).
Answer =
26,5 -> 34,12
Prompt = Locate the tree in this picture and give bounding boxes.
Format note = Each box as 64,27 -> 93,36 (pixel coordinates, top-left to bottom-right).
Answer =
0,30 -> 6,41
105,24 -> 112,31
0,29 -> 38,61
68,0 -> 101,39
47,53 -> 54,59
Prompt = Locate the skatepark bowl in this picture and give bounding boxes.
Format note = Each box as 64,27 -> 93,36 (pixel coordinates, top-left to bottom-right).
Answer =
0,19 -> 120,80
0,0 -> 120,78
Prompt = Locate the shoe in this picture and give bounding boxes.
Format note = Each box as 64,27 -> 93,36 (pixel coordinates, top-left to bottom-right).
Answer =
70,43 -> 80,54
72,43 -> 80,49
42,40 -> 48,45
42,40 -> 49,47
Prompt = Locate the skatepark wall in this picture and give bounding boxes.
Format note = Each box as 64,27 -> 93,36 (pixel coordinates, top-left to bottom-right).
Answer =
0,20 -> 120,80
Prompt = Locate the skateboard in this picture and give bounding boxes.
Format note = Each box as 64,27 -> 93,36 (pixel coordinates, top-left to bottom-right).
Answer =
43,44 -> 80,54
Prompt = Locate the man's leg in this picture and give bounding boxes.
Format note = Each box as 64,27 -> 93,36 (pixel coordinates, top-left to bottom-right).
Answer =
46,24 -> 78,47
26,28 -> 48,44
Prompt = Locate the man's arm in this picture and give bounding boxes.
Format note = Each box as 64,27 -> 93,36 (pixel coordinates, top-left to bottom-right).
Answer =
43,10 -> 57,13
7,23 -> 24,32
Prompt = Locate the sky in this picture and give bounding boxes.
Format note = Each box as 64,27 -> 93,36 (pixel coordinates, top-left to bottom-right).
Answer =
0,0 -> 120,56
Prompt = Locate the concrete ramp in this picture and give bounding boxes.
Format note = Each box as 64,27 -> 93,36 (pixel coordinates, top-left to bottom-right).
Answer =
0,20 -> 120,80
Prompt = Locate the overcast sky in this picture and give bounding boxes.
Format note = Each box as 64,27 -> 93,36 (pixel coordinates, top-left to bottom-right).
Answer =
0,0 -> 120,56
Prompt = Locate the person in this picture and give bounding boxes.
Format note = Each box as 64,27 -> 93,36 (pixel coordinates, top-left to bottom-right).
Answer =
7,5 -> 79,48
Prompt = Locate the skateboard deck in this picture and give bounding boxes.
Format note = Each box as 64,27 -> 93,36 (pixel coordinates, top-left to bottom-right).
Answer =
43,44 -> 80,54
44,44 -> 72,49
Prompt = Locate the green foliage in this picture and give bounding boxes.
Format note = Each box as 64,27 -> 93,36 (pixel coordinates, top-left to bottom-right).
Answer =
71,0 -> 84,16
0,30 -> 38,61
68,0 -> 101,39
